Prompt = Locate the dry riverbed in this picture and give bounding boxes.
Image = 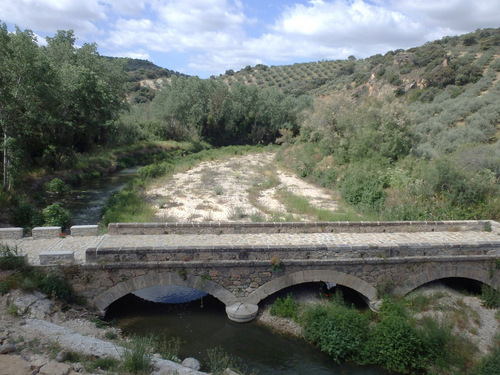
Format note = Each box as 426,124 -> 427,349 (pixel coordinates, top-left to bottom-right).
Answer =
147,152 -> 338,222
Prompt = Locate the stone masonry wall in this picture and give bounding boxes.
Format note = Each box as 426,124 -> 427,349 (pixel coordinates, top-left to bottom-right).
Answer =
107,220 -> 490,235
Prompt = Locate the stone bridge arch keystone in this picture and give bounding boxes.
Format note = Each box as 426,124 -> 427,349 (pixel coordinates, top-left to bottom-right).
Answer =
93,272 -> 237,315
245,270 -> 379,310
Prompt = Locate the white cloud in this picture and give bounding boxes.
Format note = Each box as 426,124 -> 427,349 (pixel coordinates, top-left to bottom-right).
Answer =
1,0 -> 499,77
0,0 -> 106,36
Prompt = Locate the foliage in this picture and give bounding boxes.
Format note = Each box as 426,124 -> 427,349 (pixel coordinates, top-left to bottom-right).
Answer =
154,336 -> 182,362
121,335 -> 154,375
270,293 -> 299,320
339,161 -> 387,211
206,347 -> 246,375
44,178 -> 70,194
300,301 -> 370,363
0,26 -> 128,189
472,346 -> 500,375
42,203 -> 70,228
366,315 -> 425,373
151,77 -> 312,146
480,285 -> 500,308
0,244 -> 26,270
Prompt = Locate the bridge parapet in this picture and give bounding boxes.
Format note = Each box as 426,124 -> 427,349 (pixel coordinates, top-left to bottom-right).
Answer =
85,241 -> 500,265
107,220 -> 491,235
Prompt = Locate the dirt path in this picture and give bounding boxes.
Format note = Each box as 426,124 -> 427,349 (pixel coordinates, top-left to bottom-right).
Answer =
147,152 -> 337,222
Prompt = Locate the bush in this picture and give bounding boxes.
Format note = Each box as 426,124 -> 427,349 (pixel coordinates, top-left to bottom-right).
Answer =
270,293 -> 299,320
300,302 -> 370,363
38,272 -> 75,302
0,245 -> 26,271
339,162 -> 387,211
366,315 -> 425,373
480,285 -> 500,308
472,346 -> 500,375
44,178 -> 70,194
10,202 -> 43,229
42,204 -> 70,228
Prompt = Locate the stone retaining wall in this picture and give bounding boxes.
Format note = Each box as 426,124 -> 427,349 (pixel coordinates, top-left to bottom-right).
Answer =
107,220 -> 491,235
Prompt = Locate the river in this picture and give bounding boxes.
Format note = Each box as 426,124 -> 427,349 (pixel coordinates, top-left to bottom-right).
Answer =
67,169 -> 389,375
106,286 -> 389,375
63,167 -> 139,227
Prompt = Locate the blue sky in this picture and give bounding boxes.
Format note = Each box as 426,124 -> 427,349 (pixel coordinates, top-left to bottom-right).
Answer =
1,0 -> 500,78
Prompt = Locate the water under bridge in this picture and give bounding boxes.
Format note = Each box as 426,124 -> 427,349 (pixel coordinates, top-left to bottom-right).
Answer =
1,220 -> 500,322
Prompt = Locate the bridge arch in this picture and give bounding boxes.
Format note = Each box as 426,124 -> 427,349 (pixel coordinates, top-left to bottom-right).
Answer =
245,270 -> 379,309
395,264 -> 500,296
93,272 -> 237,315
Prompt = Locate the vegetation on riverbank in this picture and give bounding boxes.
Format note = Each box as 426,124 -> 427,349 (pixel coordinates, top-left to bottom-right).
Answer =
269,288 -> 500,375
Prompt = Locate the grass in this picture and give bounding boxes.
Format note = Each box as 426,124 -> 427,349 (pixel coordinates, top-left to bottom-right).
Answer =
275,188 -> 371,221
121,335 -> 154,375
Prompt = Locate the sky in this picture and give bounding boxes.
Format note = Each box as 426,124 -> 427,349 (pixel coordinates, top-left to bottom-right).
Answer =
1,0 -> 500,78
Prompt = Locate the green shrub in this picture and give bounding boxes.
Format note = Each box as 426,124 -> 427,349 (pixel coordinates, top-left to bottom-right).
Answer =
44,178 -> 70,194
472,346 -> 500,375
270,293 -> 299,320
300,302 -> 370,363
42,204 -> 70,228
38,272 -> 75,302
10,202 -> 43,229
0,245 -> 26,270
339,162 -> 387,211
366,315 -> 425,373
480,285 -> 500,308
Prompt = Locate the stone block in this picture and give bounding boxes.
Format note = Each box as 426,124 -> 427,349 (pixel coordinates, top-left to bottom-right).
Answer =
39,251 -> 75,265
32,226 -> 61,239
70,225 -> 99,236
0,227 -> 23,240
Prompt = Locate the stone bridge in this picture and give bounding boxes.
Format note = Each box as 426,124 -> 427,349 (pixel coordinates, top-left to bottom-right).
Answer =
1,220 -> 500,322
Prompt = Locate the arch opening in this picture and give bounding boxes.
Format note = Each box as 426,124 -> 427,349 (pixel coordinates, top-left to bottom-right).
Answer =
93,272 -> 237,315
259,282 -> 372,311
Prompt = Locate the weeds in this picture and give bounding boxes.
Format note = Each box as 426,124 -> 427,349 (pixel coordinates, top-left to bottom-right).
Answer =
206,346 -> 247,375
480,285 -> 500,308
122,335 -> 154,375
270,293 -> 299,321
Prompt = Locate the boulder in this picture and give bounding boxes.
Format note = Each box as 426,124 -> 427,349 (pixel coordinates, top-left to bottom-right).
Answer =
181,357 -> 201,370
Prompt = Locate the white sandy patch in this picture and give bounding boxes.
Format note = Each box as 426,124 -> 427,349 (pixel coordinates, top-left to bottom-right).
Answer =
146,152 -> 338,222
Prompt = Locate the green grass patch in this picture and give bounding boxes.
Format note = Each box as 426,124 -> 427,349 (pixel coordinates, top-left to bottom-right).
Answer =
275,188 -> 371,221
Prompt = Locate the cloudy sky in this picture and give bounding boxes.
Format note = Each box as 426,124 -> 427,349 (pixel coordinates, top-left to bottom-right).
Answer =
1,0 -> 500,77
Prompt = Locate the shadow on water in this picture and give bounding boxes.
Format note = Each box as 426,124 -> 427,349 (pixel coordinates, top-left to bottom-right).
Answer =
106,286 -> 389,375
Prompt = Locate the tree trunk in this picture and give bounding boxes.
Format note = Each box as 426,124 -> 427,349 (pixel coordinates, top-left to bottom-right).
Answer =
3,130 -> 7,189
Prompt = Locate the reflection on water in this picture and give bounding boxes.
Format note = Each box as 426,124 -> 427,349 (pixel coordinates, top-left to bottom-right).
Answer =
133,285 -> 207,303
108,292 -> 389,375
